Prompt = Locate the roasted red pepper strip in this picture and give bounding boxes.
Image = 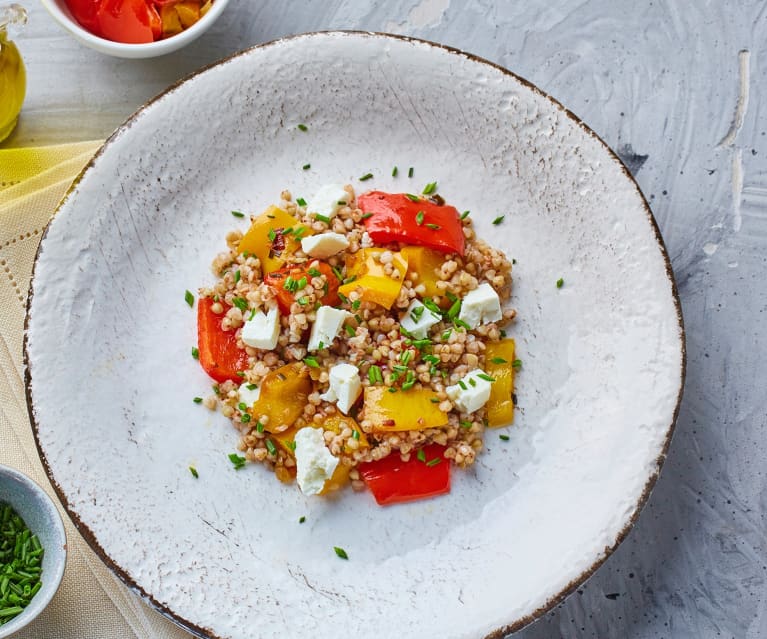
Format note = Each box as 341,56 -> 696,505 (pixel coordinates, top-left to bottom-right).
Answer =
357,444 -> 450,505
66,0 -> 104,32
264,262 -> 340,315
95,0 -> 161,43
358,191 -> 465,256
197,297 -> 250,384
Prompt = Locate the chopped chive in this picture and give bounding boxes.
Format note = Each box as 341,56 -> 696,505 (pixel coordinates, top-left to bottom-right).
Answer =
193,397 -> 203,403
297,123 -> 308,131
392,364 -> 408,374
360,212 -> 373,220
236,371 -> 246,377
234,269 -> 241,283
359,172 -> 374,181
287,441 -> 297,451
303,356 -> 320,368
411,306 -> 425,321
191,347 -> 199,360
283,227 -> 294,235
246,383 -> 257,390
405,193 -> 420,202
447,298 -> 461,319
302,163 -> 311,170
392,166 -> 398,177
426,223 -> 441,230
490,357 -> 507,364
266,439 -> 277,456
477,373 -> 496,382
238,402 -> 248,411
344,324 -> 356,337
352,430 -> 360,440
268,228 -> 277,242
453,318 -> 471,330
184,290 -> 194,307
333,546 -> 349,560
417,449 -> 426,462
426,457 -> 442,467
499,434 -> 510,441
314,213 -> 331,224
400,350 -> 412,365
342,275 -> 357,285
460,420 -> 472,429
415,210 -> 425,225
299,516 -> 306,523
430,397 -> 440,403
351,299 -> 361,310
388,387 -> 398,393
445,292 -> 458,302
368,365 -> 383,384
556,277 -> 564,289
189,466 -> 199,478
469,378 -> 476,387
461,210 -> 470,219
240,413 -> 251,423
297,297 -> 310,306
332,265 -> 344,280
492,215 -> 505,225
408,167 -> 414,177
307,267 -> 322,277
422,298 -> 442,314
441,329 -> 452,341
296,276 -> 308,290
256,422 -> 264,433
512,359 -> 522,369
231,210 -> 245,218
232,297 -> 248,311
228,453 -> 246,470
337,292 -> 349,304
296,197 -> 307,207
422,181 -> 437,195
249,308 -> 256,321
458,380 -> 467,390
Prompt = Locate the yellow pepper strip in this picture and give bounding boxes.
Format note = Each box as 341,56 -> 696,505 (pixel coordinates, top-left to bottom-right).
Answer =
401,246 -> 445,302
200,0 -> 213,16
160,4 -> 183,37
485,339 -> 516,427
363,386 -> 447,432
338,248 -> 408,309
238,205 -> 314,274
175,1 -> 201,28
250,363 -> 312,432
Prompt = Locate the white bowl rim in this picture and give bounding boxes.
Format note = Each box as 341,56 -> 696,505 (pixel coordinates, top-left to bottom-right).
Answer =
24,30 -> 686,639
0,463 -> 67,638
39,0 -> 230,58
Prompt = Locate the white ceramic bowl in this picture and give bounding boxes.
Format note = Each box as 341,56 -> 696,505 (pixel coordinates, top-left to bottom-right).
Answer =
25,33 -> 685,639
39,0 -> 229,58
0,464 -> 66,638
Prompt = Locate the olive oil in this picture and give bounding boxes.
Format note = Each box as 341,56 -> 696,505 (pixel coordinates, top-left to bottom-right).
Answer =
0,4 -> 26,143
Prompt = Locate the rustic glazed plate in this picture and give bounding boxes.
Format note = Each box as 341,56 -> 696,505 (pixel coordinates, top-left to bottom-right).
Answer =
25,32 -> 684,639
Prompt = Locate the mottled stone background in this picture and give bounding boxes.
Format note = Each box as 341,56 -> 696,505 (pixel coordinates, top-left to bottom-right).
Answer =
11,1 -> 767,637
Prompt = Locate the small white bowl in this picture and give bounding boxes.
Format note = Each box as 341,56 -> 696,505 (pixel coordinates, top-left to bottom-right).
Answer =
0,464 -> 66,639
39,0 -> 229,58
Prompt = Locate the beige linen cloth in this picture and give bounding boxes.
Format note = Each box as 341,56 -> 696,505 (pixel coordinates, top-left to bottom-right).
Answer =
0,142 -> 193,638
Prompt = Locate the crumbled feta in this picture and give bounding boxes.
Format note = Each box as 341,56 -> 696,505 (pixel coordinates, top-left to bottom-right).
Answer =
307,306 -> 352,351
241,306 -> 280,350
301,232 -> 350,259
294,427 -> 339,495
306,184 -> 348,220
320,363 -> 362,414
458,282 -> 502,329
237,383 -> 261,408
400,299 -> 442,339
446,369 -> 493,413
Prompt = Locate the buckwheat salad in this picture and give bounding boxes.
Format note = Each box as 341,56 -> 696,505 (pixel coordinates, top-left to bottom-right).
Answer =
193,181 -> 518,505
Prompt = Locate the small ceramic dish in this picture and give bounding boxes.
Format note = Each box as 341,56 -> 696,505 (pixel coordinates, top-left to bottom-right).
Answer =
25,32 -> 684,639
39,0 -> 229,59
0,464 -> 66,638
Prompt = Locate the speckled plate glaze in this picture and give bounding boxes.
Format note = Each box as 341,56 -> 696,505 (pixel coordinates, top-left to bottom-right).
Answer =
24,32 -> 684,639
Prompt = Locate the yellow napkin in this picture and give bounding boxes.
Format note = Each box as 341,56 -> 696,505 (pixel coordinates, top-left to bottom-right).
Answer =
0,143 -> 193,639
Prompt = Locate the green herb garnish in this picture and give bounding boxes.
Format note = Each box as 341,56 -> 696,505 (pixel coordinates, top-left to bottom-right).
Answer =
426,223 -> 441,230
490,357 -> 507,364
359,173 -> 373,181
392,166 -> 399,177
512,359 -> 522,369
303,356 -> 320,368
492,215 -> 505,225
405,193 -> 420,202
189,466 -> 199,478
228,453 -> 246,470
265,440 -> 277,456
314,213 -> 331,224
193,397 -> 203,403
422,181 -> 437,195
297,124 -> 308,132
477,373 -> 496,382
299,516 -> 306,523
231,210 -> 245,218
184,290 -> 194,307
417,449 -> 426,462
333,546 -> 349,560
296,197 -> 307,207
556,278 -> 564,289
415,211 -> 425,225
191,347 -> 199,360
499,434 -> 510,441
461,210 -> 470,219
408,167 -> 414,178
232,297 -> 248,312
302,163 -> 311,170
426,457 -> 442,467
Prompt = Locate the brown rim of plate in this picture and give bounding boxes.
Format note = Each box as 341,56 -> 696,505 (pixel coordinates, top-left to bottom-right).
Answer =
23,30 -> 686,639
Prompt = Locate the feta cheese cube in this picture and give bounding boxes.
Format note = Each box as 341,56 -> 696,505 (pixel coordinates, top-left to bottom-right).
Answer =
446,369 -> 493,413
306,184 -> 348,220
241,306 -> 280,350
458,283 -> 502,329
307,306 -> 352,352
301,232 -> 350,259
294,427 -> 339,495
400,299 -> 442,339
237,383 -> 261,408
320,363 -> 362,414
